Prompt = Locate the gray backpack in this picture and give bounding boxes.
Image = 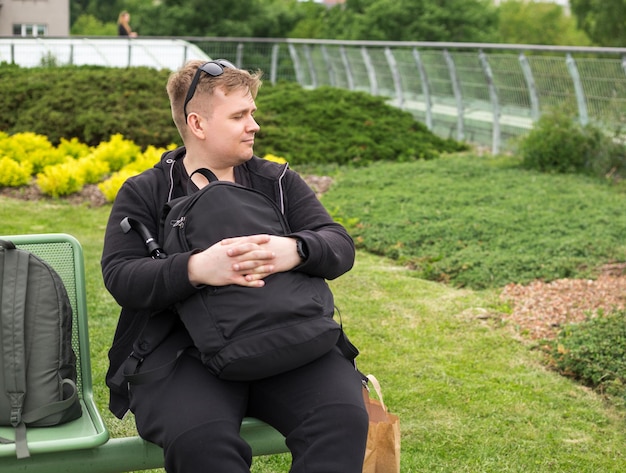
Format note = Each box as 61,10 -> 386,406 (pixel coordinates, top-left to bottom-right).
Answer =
0,239 -> 82,459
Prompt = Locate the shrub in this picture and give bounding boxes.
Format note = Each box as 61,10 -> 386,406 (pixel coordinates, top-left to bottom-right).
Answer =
0,132 -> 66,174
0,157 -> 33,187
547,310 -> 626,400
88,134 -> 142,172
75,154 -> 111,185
254,83 -> 467,166
0,65 -> 177,149
57,137 -> 92,159
518,110 -> 626,179
36,159 -> 86,197
97,144 -> 176,202
98,169 -> 140,203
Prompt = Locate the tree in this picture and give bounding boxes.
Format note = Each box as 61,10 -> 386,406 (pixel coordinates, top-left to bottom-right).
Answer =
69,0 -> 500,43
570,0 -> 626,46
319,0 -> 499,42
497,0 -> 592,46
249,0 -> 308,38
119,0 -> 270,37
70,14 -> 117,36
70,0 -> 128,25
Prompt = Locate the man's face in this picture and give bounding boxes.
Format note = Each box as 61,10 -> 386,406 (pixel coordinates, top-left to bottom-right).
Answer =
201,86 -> 260,167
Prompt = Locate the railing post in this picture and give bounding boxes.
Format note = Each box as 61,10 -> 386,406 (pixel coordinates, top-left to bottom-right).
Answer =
444,49 -> 464,142
518,53 -> 540,122
566,53 -> 588,126
412,48 -> 433,131
340,46 -> 355,91
183,44 -> 189,66
385,47 -> 404,109
236,43 -> 244,68
303,44 -> 317,88
270,43 -> 280,85
321,45 -> 336,87
287,43 -> 305,86
479,50 -> 501,155
361,46 -> 378,96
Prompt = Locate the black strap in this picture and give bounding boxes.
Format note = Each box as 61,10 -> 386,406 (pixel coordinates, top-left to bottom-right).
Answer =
122,347 -> 191,385
186,167 -> 219,195
111,310 -> 186,388
189,168 -> 219,184
333,306 -> 360,366
1,244 -> 30,459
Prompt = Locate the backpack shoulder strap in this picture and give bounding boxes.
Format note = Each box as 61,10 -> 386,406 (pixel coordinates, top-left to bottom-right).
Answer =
189,168 -> 218,183
0,241 -> 30,459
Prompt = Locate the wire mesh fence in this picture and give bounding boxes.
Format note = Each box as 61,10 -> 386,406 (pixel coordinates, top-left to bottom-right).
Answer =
185,38 -> 626,153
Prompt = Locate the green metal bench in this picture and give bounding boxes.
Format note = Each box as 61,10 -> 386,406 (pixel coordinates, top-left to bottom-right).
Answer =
0,233 -> 288,472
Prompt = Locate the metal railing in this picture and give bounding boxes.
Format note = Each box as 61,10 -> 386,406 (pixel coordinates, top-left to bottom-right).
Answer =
5,36 -> 626,153
187,38 -> 626,154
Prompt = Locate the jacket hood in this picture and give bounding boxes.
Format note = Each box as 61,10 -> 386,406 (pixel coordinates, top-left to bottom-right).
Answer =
155,146 -> 289,206
157,146 -> 288,178
158,146 -> 186,168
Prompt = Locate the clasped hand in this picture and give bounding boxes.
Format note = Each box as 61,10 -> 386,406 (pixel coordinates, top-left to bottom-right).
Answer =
187,234 -> 301,288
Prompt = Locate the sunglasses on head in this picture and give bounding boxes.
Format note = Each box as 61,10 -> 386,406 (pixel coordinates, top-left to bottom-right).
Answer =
183,59 -> 237,119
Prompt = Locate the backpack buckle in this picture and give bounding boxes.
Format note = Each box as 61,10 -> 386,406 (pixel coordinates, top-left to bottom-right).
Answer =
10,406 -> 22,427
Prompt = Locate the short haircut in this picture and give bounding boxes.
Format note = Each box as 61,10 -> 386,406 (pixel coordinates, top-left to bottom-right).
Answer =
166,59 -> 263,139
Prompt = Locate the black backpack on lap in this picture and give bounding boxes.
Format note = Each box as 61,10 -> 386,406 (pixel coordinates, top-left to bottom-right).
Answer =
120,168 -> 353,383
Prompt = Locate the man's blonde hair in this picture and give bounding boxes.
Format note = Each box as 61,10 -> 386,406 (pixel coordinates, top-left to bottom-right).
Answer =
166,59 -> 263,138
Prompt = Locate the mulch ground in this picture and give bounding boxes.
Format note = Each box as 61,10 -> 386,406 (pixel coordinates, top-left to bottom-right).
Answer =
500,265 -> 626,340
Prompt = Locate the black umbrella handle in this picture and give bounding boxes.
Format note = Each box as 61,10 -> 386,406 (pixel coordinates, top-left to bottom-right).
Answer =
120,217 -> 168,259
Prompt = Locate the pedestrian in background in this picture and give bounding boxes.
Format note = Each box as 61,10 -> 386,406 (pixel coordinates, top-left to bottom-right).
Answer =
117,11 -> 137,37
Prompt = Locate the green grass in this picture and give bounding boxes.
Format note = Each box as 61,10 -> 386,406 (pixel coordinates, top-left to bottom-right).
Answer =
324,154 -> 626,289
2,154 -> 626,472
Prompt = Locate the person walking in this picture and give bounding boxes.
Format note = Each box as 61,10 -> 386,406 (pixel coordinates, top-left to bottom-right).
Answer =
117,10 -> 137,37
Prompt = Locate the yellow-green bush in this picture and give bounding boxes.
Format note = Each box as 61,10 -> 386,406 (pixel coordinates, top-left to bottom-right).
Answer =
97,143 -> 177,202
0,157 -> 33,187
0,132 -> 171,198
57,137 -> 92,159
75,154 -> 111,185
89,134 -> 142,172
0,132 -> 66,174
126,144 -> 175,172
98,169 -> 140,203
1,131 -> 289,201
36,158 -> 86,197
263,153 -> 287,164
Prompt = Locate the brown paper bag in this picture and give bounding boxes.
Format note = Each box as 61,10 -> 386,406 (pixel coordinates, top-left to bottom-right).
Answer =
362,374 -> 401,473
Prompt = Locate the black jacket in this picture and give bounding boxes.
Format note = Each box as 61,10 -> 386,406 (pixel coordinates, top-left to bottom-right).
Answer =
101,147 -> 355,418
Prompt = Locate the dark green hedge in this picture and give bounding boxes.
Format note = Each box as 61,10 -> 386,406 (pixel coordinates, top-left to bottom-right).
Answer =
0,64 -> 177,148
254,83 -> 467,165
0,64 -> 466,164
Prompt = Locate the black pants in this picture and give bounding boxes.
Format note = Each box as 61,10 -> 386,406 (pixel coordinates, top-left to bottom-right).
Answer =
128,327 -> 368,473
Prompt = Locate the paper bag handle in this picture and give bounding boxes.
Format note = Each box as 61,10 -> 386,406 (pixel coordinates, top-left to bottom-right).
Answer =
366,374 -> 387,412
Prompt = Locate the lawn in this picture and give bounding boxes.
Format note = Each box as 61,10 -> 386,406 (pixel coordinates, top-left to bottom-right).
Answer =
1,154 -> 625,472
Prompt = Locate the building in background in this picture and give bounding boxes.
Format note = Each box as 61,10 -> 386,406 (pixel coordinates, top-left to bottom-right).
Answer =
0,0 -> 70,36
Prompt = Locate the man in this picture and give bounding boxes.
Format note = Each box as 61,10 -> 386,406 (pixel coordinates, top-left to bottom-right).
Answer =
101,59 -> 368,472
